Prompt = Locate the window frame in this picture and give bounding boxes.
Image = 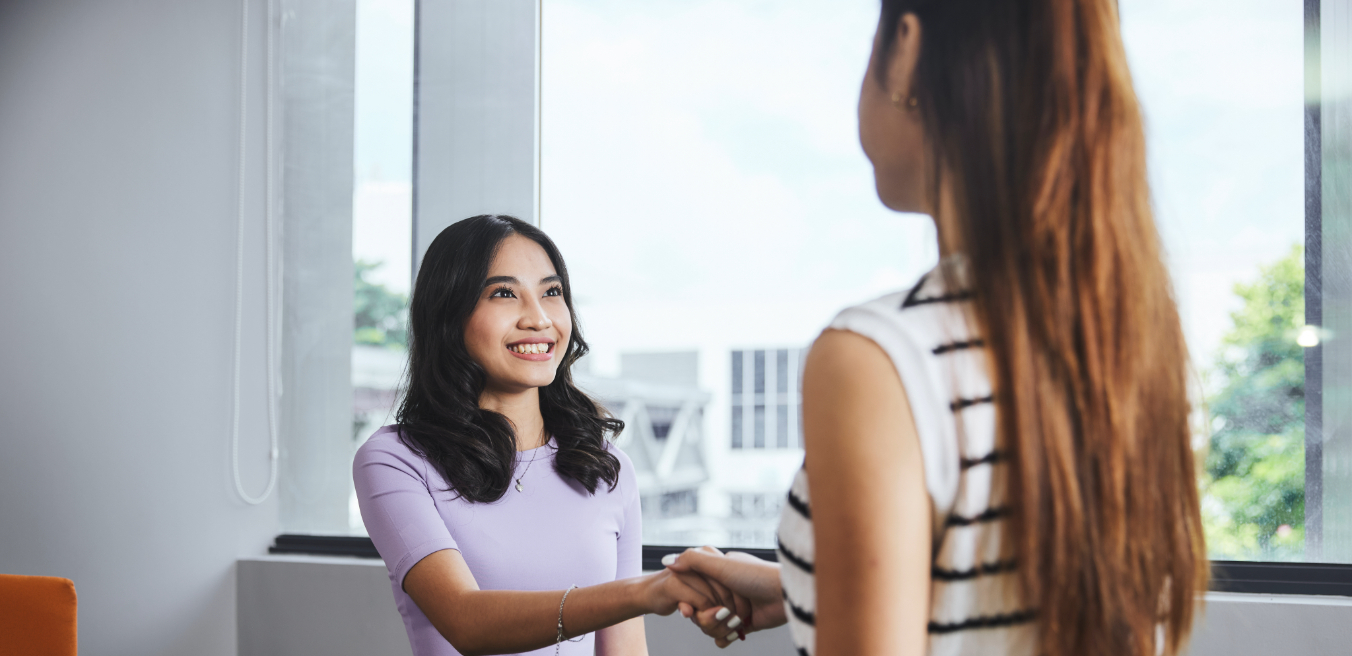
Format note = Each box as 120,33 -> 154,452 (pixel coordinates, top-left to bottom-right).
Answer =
1304,0 -> 1325,559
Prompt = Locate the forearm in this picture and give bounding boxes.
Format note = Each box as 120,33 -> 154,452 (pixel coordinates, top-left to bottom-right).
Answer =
432,577 -> 647,656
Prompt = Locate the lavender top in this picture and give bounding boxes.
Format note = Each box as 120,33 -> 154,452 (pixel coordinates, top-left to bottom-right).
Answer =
354,426 -> 643,656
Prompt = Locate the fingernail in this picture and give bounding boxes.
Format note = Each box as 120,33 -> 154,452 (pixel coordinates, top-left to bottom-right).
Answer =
726,616 -> 742,629
725,631 -> 739,641
739,630 -> 747,641
714,607 -> 731,621
661,554 -> 677,566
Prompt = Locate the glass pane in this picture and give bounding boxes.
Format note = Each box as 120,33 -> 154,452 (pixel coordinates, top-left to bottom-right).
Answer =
543,0 -> 1347,560
542,0 -> 938,548
348,0 -> 414,535
1121,0 -> 1310,562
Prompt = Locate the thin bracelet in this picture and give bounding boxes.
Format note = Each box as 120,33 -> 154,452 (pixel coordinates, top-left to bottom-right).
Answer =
556,584 -> 582,655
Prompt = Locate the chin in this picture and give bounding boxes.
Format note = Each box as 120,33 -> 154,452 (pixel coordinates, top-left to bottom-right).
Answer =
873,172 -> 926,214
516,371 -> 559,390
873,177 -> 907,212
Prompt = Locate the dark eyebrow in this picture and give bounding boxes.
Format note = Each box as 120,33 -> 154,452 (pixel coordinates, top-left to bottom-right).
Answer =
482,274 -> 561,289
482,275 -> 520,288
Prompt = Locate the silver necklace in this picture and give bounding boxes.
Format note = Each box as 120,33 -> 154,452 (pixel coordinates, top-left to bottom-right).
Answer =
515,442 -> 548,492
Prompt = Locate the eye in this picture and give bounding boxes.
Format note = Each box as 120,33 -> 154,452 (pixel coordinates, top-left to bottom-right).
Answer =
545,285 -> 563,297
489,286 -> 516,299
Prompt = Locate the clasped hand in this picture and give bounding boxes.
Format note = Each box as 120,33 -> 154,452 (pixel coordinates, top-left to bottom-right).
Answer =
646,546 -> 786,649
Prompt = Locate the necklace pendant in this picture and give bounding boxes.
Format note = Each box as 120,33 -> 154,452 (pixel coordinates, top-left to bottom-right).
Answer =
515,479 -> 524,492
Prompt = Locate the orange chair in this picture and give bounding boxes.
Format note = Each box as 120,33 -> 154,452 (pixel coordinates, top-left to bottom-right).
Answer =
0,574 -> 77,656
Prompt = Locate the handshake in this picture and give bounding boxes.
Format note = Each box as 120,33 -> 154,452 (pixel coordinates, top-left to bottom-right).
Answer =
640,546 -> 787,649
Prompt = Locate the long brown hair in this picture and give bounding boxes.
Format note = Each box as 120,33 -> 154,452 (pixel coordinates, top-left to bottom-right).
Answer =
878,1 -> 1208,654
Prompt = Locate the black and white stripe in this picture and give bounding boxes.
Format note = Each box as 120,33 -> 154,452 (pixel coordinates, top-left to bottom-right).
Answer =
781,260 -> 1034,656
950,395 -> 995,412
960,451 -> 1005,469
928,610 -> 1036,634
901,272 -> 978,309
931,559 -> 1019,581
932,339 -> 985,355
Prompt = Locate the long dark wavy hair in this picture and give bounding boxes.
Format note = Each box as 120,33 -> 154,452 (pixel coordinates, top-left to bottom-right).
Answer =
878,1 -> 1205,655
395,215 -> 623,503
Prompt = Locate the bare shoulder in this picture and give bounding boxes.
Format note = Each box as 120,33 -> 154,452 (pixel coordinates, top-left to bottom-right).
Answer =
803,329 -> 912,437
802,328 -> 921,482
804,328 -> 902,391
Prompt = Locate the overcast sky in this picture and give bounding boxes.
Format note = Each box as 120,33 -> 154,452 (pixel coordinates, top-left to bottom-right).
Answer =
351,0 -> 1305,378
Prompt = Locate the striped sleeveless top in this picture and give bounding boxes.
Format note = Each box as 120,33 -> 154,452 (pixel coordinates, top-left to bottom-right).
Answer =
777,260 -> 1036,656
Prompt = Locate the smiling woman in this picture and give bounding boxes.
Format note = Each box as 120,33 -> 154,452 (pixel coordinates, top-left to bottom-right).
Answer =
397,216 -> 617,504
352,215 -> 737,656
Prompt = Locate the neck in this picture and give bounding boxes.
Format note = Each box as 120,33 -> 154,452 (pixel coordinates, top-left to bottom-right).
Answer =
479,386 -> 547,451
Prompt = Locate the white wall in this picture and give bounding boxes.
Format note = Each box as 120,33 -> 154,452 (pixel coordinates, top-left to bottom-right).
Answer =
0,1 -> 282,653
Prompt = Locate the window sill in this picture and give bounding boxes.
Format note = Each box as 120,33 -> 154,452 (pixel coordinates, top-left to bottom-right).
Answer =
268,535 -> 1352,597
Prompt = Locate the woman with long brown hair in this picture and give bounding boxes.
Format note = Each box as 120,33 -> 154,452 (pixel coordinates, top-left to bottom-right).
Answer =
662,0 -> 1208,654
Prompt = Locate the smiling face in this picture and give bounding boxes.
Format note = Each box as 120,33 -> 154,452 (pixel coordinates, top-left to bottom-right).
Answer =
463,234 -> 573,396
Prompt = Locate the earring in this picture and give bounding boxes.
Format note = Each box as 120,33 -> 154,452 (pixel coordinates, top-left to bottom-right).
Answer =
891,91 -> 919,111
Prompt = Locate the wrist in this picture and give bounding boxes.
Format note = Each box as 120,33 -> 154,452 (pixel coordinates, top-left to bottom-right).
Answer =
617,574 -> 653,617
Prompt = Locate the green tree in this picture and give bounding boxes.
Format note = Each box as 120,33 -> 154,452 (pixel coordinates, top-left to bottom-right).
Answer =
354,259 -> 408,349
1201,244 -> 1305,560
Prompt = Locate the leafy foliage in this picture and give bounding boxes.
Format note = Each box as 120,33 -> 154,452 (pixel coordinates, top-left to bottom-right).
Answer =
1201,245 -> 1305,560
354,259 -> 408,349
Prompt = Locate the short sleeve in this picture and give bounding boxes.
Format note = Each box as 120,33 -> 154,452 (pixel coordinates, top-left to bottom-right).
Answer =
353,430 -> 460,589
610,444 -> 644,579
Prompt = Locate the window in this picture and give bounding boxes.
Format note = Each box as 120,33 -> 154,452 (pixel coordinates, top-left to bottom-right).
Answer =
348,0 -> 415,534
539,0 -> 1352,564
542,0 -> 936,548
275,0 -> 415,537
730,349 -> 805,451
1119,0 -> 1313,563
281,0 -> 1352,584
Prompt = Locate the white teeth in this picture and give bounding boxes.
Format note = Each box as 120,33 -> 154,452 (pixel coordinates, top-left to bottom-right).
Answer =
511,343 -> 551,355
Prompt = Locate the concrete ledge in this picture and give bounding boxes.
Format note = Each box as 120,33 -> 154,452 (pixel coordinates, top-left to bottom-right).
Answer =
237,556 -> 1352,656
1188,591 -> 1352,656
234,556 -> 795,656
237,555 -> 411,656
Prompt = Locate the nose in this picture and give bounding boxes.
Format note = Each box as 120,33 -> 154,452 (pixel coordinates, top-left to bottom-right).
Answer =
518,295 -> 553,331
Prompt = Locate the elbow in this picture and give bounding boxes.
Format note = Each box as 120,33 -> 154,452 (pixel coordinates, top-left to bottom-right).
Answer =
435,628 -> 475,656
447,643 -> 502,656
435,625 -> 493,656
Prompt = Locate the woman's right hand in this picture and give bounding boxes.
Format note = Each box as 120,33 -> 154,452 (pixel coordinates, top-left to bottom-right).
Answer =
664,547 -> 786,647
634,566 -> 736,618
